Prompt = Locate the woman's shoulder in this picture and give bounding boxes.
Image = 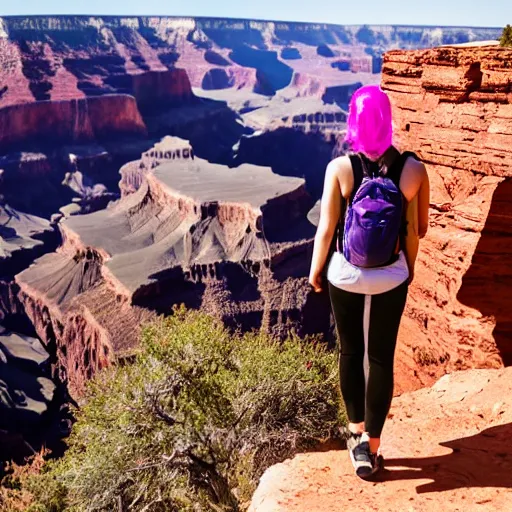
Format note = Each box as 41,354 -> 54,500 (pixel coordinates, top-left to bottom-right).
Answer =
327,155 -> 353,178
326,155 -> 354,199
402,153 -> 427,180
400,152 -> 427,199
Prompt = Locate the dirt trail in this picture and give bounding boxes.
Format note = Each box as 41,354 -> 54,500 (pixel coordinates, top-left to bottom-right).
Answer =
250,368 -> 512,512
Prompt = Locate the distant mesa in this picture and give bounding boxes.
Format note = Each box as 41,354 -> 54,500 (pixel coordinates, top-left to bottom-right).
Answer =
204,50 -> 231,66
229,46 -> 294,95
331,60 -> 350,71
281,47 -> 302,60
317,44 -> 336,58
202,68 -> 235,90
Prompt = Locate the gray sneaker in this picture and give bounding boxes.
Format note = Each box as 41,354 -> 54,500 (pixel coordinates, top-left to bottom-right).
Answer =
347,432 -> 384,480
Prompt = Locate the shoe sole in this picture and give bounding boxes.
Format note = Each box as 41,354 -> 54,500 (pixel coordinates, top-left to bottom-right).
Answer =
359,455 -> 384,481
348,449 -> 384,481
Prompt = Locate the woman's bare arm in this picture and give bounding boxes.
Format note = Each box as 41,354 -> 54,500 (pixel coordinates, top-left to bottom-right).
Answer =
417,167 -> 430,238
400,157 -> 429,282
401,158 -> 429,228
308,160 -> 343,292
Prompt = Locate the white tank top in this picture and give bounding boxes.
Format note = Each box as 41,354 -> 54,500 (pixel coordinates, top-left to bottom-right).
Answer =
327,250 -> 409,295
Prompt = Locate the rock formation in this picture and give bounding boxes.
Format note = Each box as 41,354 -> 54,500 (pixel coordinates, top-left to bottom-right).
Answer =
0,326 -> 55,457
381,44 -> 512,391
0,17 -> 500,221
0,95 -> 147,152
228,95 -> 346,200
0,17 -> 500,108
249,367 -> 512,512
13,137 -> 330,394
0,204 -> 59,278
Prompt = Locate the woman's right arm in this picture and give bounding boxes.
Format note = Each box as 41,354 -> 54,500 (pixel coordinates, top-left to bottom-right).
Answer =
308,160 -> 343,292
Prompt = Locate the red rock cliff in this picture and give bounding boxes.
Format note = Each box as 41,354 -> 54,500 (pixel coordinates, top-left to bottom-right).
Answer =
381,44 -> 512,391
0,95 -> 147,152
131,69 -> 196,111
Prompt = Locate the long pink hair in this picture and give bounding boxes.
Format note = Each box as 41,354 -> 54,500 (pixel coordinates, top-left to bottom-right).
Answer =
345,84 -> 393,160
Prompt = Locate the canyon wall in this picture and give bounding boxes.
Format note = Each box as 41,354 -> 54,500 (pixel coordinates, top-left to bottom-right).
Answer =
12,137 -> 325,395
0,17 -> 499,220
381,44 -> 512,390
0,17 -> 500,108
0,94 -> 147,152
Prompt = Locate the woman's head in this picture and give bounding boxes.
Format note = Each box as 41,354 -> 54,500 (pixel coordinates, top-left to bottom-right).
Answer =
345,84 -> 393,161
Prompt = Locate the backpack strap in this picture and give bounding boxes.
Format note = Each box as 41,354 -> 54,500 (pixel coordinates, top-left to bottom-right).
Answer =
348,153 -> 364,204
335,154 -> 364,252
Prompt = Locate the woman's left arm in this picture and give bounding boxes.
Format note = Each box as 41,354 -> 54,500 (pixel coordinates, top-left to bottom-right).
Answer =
308,161 -> 342,293
417,165 -> 430,239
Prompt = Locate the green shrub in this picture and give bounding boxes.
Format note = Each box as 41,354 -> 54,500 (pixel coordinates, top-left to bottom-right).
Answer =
500,25 -> 512,47
28,307 -> 343,511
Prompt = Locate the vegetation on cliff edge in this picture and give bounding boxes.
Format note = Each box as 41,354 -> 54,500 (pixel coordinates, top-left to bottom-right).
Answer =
499,25 -> 512,46
7,307 -> 342,512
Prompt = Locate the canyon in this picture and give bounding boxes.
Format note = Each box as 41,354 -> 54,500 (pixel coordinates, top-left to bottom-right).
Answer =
0,15 -> 509,468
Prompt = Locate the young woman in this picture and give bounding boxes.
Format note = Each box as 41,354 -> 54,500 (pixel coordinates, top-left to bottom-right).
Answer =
308,84 -> 430,479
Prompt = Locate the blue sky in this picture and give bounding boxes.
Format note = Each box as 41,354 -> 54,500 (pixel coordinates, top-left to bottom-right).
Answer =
0,0 -> 507,28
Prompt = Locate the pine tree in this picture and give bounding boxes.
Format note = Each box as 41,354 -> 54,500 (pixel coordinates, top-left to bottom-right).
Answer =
499,24 -> 512,47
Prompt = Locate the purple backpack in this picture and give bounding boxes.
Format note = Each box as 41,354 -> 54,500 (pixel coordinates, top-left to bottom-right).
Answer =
338,151 -> 411,268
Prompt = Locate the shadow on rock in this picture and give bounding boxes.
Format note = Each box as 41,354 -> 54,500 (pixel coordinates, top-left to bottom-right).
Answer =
379,423 -> 512,492
457,179 -> 512,366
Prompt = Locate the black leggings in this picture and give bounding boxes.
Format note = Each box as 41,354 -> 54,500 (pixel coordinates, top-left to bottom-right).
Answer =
328,280 -> 409,439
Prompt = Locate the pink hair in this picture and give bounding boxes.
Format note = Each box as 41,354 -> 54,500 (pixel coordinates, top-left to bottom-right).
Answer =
345,84 -> 393,160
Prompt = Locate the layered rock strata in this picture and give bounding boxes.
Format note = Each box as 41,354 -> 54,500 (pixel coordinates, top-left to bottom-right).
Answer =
381,44 -> 512,389
0,94 -> 147,152
0,17 -> 500,108
15,138 -> 325,394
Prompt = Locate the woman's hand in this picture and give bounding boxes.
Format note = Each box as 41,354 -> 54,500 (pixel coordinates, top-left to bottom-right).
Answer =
309,271 -> 323,293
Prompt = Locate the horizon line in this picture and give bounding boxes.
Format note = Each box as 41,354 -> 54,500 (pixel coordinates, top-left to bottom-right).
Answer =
0,13 -> 503,31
